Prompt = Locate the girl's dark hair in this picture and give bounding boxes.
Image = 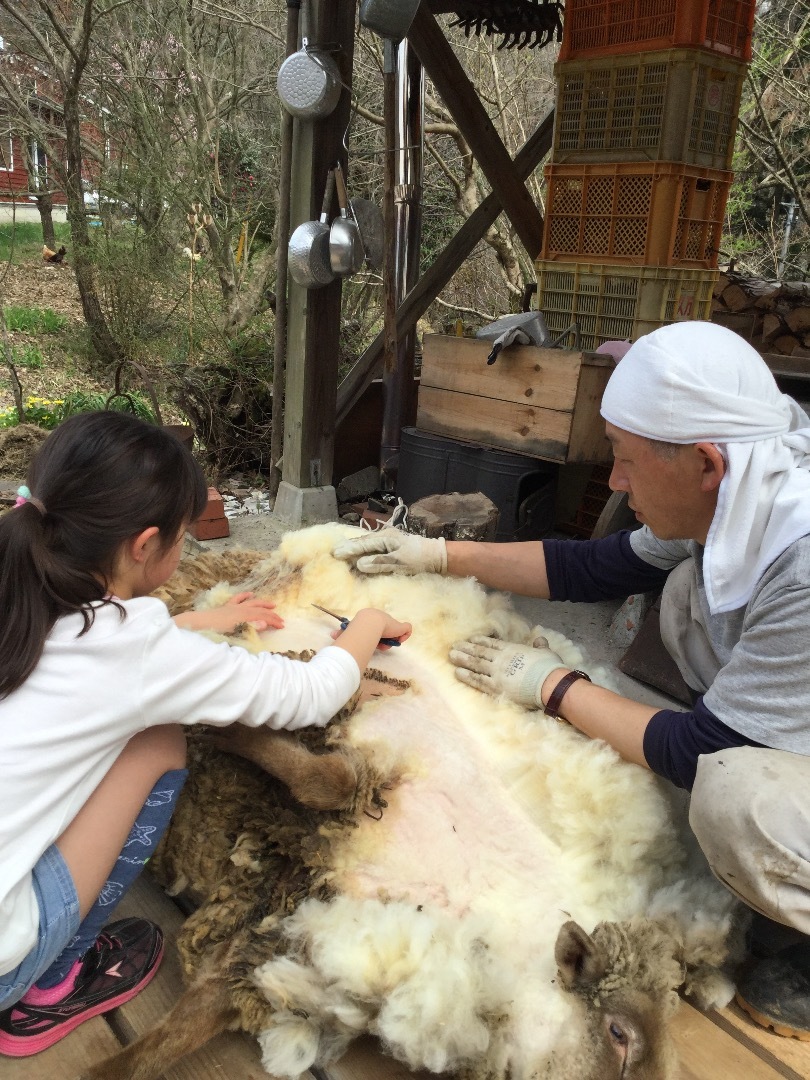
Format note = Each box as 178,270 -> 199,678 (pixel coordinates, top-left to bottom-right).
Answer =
0,411 -> 207,698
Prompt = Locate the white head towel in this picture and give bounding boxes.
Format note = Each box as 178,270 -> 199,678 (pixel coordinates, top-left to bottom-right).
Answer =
600,321 -> 810,614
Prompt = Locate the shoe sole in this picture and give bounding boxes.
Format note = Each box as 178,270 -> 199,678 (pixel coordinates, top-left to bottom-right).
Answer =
0,941 -> 164,1058
736,991 -> 810,1041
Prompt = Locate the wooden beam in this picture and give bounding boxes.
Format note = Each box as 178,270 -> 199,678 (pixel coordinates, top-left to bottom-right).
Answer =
336,109 -> 554,426
282,0 -> 356,491
407,4 -> 545,259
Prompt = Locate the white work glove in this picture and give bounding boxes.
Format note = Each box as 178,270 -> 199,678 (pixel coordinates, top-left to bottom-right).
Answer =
333,528 -> 447,576
449,635 -> 566,709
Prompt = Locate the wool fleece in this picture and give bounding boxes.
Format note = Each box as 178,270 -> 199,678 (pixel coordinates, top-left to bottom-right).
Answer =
151,523 -> 743,1080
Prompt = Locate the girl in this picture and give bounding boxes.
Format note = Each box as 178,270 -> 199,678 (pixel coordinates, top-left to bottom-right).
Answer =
0,411 -> 410,1058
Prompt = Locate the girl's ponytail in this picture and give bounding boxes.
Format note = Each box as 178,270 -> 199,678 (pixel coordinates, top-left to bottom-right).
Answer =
0,412 -> 207,698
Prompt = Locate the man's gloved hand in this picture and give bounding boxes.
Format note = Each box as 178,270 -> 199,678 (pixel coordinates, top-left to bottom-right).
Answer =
333,528 -> 447,576
449,635 -> 567,709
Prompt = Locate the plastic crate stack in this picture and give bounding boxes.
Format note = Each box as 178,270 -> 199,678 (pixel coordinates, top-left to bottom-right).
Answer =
536,0 -> 756,351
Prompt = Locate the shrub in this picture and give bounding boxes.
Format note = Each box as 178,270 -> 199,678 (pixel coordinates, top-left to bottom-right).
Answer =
0,398 -> 64,430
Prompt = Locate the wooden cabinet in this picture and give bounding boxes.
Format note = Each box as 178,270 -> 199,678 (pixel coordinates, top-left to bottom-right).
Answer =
417,335 -> 614,464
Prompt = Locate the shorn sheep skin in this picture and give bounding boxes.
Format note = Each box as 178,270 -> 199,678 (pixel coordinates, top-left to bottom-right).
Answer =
79,524 -> 746,1080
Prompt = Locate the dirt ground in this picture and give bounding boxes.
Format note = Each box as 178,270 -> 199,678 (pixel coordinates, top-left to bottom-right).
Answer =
0,261 -> 109,411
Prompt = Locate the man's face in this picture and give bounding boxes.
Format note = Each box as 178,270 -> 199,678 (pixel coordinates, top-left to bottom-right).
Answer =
605,424 -> 718,542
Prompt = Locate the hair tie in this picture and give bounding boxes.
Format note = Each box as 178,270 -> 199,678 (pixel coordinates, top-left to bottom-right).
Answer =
15,485 -> 46,515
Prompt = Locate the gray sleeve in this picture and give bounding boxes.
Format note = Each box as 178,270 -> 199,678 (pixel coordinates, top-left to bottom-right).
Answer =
629,526 -> 693,570
703,552 -> 810,754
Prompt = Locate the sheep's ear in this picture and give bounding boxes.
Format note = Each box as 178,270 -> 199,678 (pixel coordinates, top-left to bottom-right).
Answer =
555,921 -> 607,990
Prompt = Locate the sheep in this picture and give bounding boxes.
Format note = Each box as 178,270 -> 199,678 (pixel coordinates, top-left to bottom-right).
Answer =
79,523 -> 746,1080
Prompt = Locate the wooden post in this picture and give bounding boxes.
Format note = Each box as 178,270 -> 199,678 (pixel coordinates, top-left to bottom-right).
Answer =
281,0 -> 355,497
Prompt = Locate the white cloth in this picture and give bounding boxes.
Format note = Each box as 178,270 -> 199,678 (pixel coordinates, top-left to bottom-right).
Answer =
0,598 -> 360,976
600,322 -> 810,614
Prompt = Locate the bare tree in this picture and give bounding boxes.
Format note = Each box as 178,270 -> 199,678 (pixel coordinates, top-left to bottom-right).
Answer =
731,0 -> 810,276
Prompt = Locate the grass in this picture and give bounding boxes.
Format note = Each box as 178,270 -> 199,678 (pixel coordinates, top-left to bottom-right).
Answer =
12,344 -> 45,369
4,305 -> 68,334
0,220 -> 71,263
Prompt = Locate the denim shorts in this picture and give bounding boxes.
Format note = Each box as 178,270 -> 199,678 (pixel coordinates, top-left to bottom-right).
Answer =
0,845 -> 81,1010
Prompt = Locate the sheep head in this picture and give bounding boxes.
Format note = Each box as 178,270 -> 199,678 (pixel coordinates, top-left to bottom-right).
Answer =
554,918 -> 682,1079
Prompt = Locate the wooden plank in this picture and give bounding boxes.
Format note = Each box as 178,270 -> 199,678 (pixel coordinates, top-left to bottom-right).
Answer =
707,1001 -> 810,1080
566,360 -> 613,464
407,8 -> 544,259
323,1036 -> 437,1080
763,352 -> 810,379
671,1002 -> 787,1080
335,110 -> 555,427
416,384 -> 572,462
421,335 -> 582,411
113,876 -> 281,1080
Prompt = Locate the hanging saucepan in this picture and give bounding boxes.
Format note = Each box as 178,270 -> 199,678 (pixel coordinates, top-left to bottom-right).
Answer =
348,196 -> 384,272
276,0 -> 342,120
359,0 -> 420,40
288,169 -> 336,288
330,162 -> 365,277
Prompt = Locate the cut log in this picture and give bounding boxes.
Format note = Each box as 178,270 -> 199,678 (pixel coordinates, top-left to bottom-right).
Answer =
773,334 -> 800,355
406,491 -> 499,541
785,307 -> 810,334
713,271 -> 731,298
721,284 -> 754,312
760,313 -> 783,344
777,281 -> 810,303
710,311 -> 757,337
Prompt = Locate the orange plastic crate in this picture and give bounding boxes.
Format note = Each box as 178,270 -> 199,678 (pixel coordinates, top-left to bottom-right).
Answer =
559,0 -> 755,62
542,161 -> 731,268
534,260 -> 718,352
553,48 -> 746,170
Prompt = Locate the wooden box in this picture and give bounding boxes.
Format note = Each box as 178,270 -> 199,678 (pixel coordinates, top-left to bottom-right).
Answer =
416,335 -> 613,464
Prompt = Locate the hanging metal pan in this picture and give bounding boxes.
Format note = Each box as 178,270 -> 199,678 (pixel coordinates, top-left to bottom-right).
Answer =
359,0 -> 420,40
349,197 -> 384,272
329,162 -> 365,277
277,0 -> 341,120
288,169 -> 336,288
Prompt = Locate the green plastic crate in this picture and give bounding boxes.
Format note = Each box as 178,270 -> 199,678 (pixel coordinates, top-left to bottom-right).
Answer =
535,260 -> 718,351
554,47 -> 745,169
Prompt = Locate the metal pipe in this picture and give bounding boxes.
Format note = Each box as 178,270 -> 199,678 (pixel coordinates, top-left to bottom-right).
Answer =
380,37 -> 424,490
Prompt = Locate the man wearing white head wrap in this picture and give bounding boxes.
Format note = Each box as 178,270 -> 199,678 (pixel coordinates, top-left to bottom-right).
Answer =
335,322 -> 810,1038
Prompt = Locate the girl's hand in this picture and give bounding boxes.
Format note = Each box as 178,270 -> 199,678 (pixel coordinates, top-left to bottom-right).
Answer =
174,592 -> 285,633
330,608 -> 412,653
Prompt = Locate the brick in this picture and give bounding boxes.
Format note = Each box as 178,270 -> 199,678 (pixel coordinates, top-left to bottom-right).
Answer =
198,487 -> 225,522
189,516 -> 230,540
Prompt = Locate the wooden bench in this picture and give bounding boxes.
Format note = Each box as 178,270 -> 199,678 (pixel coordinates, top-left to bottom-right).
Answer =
6,874 -> 810,1079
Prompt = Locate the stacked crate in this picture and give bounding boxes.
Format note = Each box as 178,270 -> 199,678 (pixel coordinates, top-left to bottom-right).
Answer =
536,0 -> 755,351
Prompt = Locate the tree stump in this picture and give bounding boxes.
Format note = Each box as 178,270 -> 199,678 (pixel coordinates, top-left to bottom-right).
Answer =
405,491 -> 499,541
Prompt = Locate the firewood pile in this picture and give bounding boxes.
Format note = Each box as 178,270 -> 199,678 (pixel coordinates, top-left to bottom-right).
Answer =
712,270 -> 810,364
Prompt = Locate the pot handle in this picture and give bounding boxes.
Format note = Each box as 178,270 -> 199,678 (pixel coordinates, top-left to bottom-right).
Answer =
333,161 -> 348,213
321,168 -> 336,220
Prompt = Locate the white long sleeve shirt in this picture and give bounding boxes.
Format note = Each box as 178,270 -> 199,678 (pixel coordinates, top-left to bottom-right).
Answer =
0,597 -> 360,975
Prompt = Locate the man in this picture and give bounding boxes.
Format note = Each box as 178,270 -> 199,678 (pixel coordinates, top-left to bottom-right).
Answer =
334,321 -> 810,1040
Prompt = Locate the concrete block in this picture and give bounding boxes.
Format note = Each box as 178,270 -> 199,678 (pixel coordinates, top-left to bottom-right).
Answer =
273,481 -> 338,527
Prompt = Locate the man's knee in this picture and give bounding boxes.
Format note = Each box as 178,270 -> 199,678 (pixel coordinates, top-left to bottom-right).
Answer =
690,747 -> 810,931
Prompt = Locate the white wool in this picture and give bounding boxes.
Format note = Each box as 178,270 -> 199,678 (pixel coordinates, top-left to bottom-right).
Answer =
199,524 -> 736,1078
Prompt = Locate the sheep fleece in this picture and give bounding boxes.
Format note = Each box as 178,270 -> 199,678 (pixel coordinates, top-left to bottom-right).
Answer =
153,523 -> 739,1079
